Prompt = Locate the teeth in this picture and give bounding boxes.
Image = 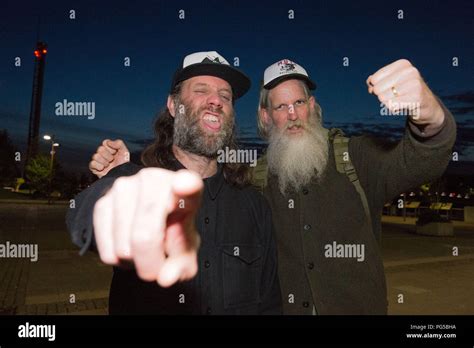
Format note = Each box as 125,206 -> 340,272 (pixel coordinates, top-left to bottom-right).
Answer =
203,114 -> 219,122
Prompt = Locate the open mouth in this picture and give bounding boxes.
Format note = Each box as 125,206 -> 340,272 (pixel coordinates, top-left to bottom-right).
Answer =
202,112 -> 222,131
287,124 -> 303,133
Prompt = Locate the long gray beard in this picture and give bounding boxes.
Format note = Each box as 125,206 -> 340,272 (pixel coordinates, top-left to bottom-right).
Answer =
266,114 -> 329,196
173,97 -> 234,158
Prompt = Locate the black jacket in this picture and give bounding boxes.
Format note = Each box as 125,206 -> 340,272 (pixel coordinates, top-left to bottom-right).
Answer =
66,157 -> 282,315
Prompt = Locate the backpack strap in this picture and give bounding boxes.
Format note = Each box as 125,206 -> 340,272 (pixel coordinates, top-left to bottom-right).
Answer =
330,128 -> 373,234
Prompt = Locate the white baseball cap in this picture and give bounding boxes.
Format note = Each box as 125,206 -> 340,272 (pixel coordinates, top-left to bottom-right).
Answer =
263,59 -> 316,90
170,51 -> 251,99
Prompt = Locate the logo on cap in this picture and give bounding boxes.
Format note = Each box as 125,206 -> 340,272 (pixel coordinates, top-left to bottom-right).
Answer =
277,59 -> 297,74
263,58 -> 316,90
183,51 -> 230,68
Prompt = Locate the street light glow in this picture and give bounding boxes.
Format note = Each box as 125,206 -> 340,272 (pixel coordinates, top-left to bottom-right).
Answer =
43,135 -> 51,140
53,143 -> 60,147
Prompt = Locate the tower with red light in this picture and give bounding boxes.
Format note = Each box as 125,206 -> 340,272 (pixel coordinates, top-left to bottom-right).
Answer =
26,41 -> 48,166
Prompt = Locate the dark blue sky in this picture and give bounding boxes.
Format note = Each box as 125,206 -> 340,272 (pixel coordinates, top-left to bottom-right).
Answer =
1,0 -> 473,172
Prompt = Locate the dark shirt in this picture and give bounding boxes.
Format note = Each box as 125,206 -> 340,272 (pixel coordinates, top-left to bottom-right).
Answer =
66,157 -> 282,315
265,102 -> 456,315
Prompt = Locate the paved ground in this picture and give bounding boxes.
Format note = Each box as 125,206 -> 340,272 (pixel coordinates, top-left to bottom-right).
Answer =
0,202 -> 473,315
0,203 -> 111,315
381,219 -> 474,314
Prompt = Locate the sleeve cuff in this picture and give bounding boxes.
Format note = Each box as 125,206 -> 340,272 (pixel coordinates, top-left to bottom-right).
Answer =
407,98 -> 456,145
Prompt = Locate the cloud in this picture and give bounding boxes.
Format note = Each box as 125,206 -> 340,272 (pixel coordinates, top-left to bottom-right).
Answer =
128,138 -> 153,146
448,106 -> 474,115
438,90 -> 474,116
325,120 -> 404,142
440,90 -> 474,104
326,117 -> 474,161
0,109 -> 147,149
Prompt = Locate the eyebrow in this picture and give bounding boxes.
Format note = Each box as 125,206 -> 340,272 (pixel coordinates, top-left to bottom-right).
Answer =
193,83 -> 232,94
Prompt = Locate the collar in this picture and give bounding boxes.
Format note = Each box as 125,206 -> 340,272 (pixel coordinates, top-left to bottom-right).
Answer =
204,164 -> 225,200
170,156 -> 225,201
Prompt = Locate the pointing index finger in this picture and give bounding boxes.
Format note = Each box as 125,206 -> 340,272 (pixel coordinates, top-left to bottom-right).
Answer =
167,170 -> 204,214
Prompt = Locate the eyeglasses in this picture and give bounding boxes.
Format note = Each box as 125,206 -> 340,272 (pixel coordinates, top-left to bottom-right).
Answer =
272,99 -> 308,113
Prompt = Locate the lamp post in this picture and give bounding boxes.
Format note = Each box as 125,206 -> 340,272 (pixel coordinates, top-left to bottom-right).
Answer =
43,134 -> 59,202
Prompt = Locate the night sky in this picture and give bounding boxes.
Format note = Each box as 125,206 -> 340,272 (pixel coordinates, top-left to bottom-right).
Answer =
1,0 -> 473,173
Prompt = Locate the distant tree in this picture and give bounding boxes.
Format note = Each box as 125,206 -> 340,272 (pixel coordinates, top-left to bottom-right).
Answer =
25,153 -> 51,195
0,129 -> 20,185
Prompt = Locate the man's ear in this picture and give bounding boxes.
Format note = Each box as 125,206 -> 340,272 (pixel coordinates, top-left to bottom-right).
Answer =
260,107 -> 271,126
167,95 -> 176,117
309,95 -> 316,109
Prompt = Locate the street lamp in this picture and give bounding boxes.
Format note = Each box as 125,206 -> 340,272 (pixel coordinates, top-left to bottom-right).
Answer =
43,134 -> 60,202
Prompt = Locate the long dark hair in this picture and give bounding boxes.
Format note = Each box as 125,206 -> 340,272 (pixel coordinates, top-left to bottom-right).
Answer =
141,86 -> 252,188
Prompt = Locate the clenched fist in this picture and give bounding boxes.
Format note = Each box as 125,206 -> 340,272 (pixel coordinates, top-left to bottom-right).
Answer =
93,168 -> 203,287
89,139 -> 130,178
367,59 -> 444,128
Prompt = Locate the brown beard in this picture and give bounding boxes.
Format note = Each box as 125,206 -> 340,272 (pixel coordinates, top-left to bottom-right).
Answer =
266,105 -> 329,195
173,96 -> 235,158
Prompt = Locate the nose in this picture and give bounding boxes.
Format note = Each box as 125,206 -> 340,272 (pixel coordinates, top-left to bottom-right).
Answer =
206,91 -> 223,109
287,104 -> 298,121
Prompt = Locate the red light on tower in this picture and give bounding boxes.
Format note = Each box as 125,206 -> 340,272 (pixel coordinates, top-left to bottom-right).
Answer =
33,44 -> 47,59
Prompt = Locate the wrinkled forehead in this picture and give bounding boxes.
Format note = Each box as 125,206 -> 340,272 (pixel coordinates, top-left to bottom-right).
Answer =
268,79 -> 308,102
